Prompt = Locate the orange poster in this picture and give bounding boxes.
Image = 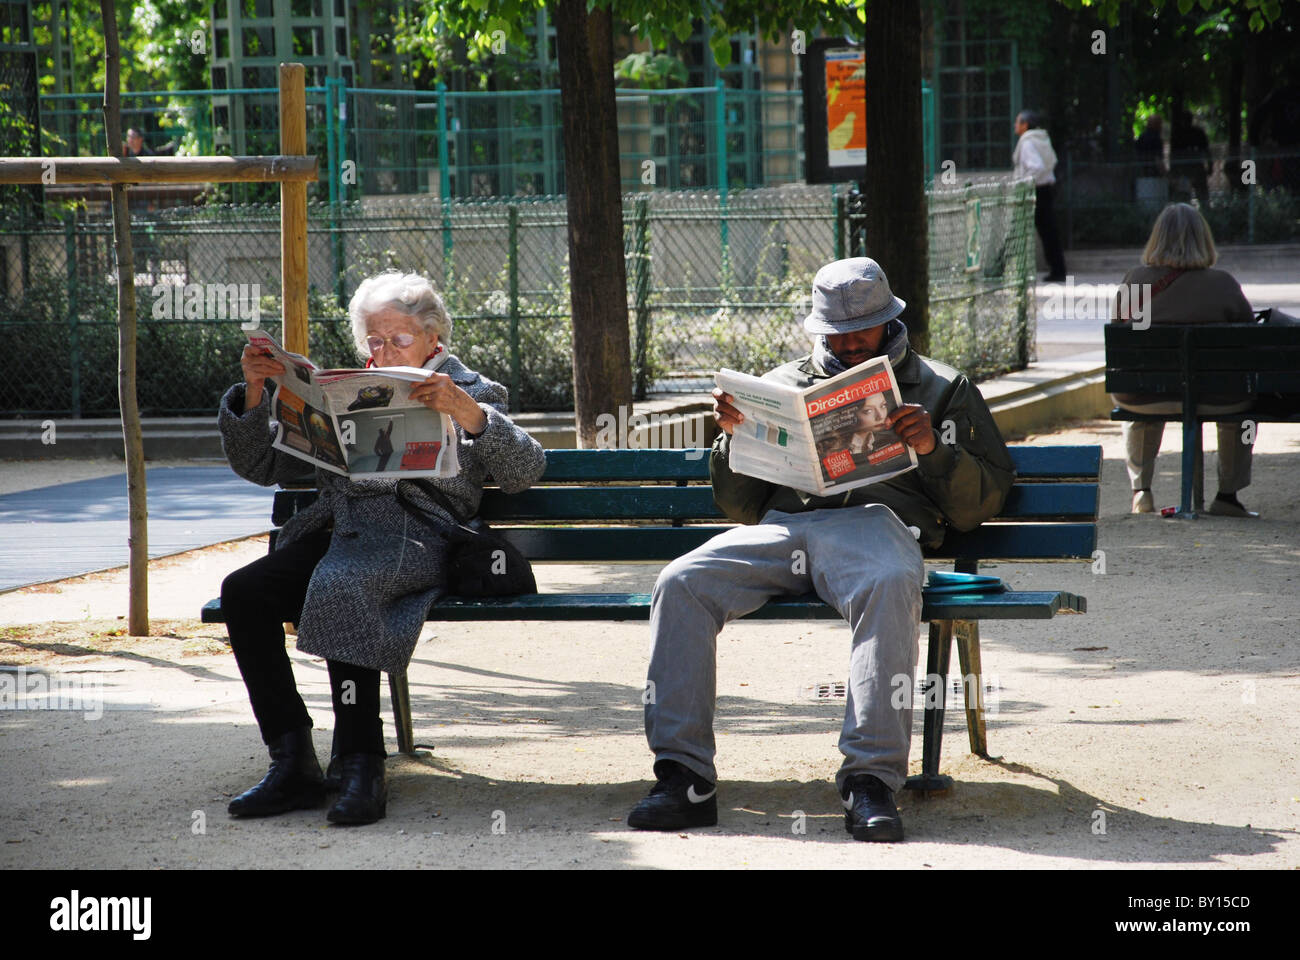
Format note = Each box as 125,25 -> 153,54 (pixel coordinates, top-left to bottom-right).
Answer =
824,47 -> 866,167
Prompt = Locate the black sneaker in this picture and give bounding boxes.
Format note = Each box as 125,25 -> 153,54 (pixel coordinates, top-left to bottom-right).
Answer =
627,760 -> 718,830
841,774 -> 904,842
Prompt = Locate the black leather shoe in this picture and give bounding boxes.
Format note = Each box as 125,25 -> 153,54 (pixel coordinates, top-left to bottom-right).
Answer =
228,727 -> 326,818
326,753 -> 388,825
841,774 -> 904,842
323,729 -> 342,794
627,760 -> 718,830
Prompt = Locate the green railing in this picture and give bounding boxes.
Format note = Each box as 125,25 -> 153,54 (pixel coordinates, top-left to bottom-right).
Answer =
0,181 -> 1036,418
34,83 -> 938,200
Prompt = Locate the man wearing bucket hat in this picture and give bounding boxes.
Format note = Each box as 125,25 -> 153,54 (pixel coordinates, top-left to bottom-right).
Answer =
628,257 -> 1015,841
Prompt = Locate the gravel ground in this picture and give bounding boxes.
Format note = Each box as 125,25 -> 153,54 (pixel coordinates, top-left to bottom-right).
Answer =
1,419 -> 1297,869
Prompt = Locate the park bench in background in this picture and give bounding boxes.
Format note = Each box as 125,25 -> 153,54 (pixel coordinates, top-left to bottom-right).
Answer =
203,445 -> 1101,795
1106,320 -> 1300,516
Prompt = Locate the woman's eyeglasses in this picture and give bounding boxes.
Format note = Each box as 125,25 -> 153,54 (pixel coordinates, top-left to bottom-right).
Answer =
366,333 -> 417,353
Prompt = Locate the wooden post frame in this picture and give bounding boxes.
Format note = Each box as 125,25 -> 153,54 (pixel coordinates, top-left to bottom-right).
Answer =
0,156 -> 318,184
280,63 -> 309,356
0,60 -> 319,636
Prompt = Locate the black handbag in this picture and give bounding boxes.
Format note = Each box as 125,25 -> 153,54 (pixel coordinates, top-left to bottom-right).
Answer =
395,478 -> 536,597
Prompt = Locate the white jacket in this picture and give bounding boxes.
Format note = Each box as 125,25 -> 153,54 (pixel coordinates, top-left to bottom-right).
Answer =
1013,129 -> 1057,186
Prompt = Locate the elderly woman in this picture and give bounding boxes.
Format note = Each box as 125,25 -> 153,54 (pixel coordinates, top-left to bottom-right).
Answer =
218,270 -> 546,825
1110,203 -> 1258,516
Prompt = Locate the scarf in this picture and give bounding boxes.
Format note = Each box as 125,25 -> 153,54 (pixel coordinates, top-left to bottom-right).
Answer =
812,318 -> 909,375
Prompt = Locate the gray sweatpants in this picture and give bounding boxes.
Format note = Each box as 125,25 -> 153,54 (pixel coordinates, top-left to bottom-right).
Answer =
645,503 -> 925,794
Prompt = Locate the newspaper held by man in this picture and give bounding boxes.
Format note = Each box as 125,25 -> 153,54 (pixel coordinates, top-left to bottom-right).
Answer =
244,327 -> 460,479
715,354 -> 917,496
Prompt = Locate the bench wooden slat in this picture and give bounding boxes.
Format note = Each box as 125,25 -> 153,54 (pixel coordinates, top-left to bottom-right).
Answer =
1105,323 -> 1300,349
1106,371 -> 1300,394
1001,445 -> 1100,479
539,449 -> 710,481
202,590 -> 1085,624
1111,407 -> 1299,423
473,482 -> 1100,522
491,523 -> 1096,562
541,446 -> 1101,482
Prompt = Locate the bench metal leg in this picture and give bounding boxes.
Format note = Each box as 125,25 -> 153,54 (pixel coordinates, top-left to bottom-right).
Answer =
1179,417 -> 1205,516
954,619 -> 988,758
905,619 -> 954,796
388,670 -> 415,755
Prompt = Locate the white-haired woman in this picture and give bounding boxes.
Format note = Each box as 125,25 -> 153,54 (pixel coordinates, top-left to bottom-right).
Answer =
1110,203 -> 1258,516
217,270 -> 546,825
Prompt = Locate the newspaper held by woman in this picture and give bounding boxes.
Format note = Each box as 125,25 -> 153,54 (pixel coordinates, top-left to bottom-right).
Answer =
243,327 -> 460,480
715,354 -> 917,496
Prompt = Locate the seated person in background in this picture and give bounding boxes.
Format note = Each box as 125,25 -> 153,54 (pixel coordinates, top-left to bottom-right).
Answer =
1110,203 -> 1259,517
123,127 -> 176,157
627,257 -> 1015,842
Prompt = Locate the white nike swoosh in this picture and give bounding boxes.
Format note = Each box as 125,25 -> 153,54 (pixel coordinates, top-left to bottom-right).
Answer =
686,784 -> 716,804
842,791 -> 854,810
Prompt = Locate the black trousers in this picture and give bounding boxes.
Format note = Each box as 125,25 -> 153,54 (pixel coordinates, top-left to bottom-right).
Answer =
221,527 -> 386,757
1034,183 -> 1067,279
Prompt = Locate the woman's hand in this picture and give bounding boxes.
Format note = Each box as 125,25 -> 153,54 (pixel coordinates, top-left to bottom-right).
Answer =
409,372 -> 488,435
240,345 -> 285,412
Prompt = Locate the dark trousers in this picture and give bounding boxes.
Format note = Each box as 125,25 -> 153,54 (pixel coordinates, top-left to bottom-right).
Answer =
221,527 -> 386,756
1034,183 -> 1067,278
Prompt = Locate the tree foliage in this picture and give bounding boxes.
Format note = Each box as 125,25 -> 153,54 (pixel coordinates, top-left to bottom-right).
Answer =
38,1 -> 206,94
1055,0 -> 1282,32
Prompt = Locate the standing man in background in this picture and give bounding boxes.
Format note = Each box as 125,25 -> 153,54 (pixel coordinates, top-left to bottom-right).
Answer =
1013,109 -> 1068,283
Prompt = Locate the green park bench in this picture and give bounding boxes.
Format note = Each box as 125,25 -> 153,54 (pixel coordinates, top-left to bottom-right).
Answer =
203,444 -> 1100,795
1105,320 -> 1300,516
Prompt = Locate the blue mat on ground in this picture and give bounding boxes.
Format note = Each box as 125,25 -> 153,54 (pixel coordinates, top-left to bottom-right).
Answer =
0,466 -> 275,593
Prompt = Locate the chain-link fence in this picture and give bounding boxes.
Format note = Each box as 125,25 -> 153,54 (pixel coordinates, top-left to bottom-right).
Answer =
0,180 -> 1036,418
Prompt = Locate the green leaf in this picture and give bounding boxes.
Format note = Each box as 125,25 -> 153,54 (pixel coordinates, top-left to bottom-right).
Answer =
709,26 -> 731,69
1177,0 -> 1195,14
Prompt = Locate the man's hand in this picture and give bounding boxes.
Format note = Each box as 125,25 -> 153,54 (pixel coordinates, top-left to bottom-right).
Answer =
887,403 -> 937,456
409,372 -> 488,435
239,345 -> 285,412
712,387 -> 743,435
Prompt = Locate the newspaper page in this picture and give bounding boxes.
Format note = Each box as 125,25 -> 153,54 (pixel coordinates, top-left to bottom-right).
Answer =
716,354 -> 917,496
714,368 -> 822,494
244,328 -> 460,480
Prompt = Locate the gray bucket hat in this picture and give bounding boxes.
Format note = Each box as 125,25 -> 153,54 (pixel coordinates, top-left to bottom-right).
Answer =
803,257 -> 906,334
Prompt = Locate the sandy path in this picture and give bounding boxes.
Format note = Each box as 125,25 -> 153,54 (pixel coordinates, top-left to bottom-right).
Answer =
1,420 -> 1297,868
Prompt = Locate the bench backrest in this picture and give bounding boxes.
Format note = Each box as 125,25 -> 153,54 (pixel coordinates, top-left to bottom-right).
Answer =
1105,323 -> 1300,396
273,445 -> 1101,564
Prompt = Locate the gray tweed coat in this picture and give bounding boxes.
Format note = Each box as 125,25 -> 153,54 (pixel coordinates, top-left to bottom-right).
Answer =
217,355 -> 546,673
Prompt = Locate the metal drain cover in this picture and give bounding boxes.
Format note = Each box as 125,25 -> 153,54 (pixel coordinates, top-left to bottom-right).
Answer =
800,681 -> 847,702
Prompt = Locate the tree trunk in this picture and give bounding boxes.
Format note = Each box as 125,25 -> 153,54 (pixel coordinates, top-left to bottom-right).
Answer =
863,0 -> 929,355
100,0 -> 147,636
552,0 -> 632,447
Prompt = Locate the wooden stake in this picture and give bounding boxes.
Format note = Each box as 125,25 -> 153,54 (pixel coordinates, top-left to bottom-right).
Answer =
99,0 -> 147,638
280,63 -> 309,356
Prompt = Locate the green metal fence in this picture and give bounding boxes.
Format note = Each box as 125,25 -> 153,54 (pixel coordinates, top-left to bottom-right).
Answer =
35,82 -> 934,200
0,180 -> 1036,418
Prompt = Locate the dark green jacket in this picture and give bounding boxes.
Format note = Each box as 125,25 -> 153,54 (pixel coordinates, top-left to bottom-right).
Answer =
710,346 -> 1015,549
